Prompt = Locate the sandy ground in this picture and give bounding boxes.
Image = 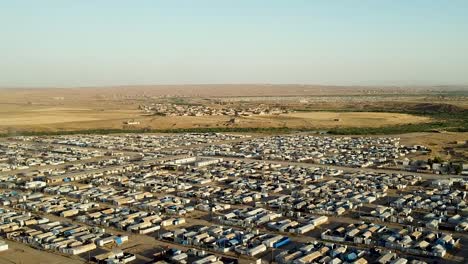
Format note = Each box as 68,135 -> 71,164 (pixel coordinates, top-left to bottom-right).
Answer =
0,240 -> 84,264
0,86 -> 463,133
398,132 -> 468,161
0,103 -> 138,132
249,111 -> 431,128
0,104 -> 431,133
0,109 -> 138,126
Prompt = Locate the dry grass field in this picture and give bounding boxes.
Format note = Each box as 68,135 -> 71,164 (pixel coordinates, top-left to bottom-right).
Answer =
0,107 -> 138,126
261,112 -> 430,127
398,132 -> 468,161
0,104 -> 139,133
0,106 -> 432,133
0,85 -> 465,134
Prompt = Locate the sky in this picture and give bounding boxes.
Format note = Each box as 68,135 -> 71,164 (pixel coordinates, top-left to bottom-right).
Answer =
1,0 -> 467,87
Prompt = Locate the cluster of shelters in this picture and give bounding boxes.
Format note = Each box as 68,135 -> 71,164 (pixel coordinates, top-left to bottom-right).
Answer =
0,208 -> 129,256
207,160 -> 338,183
0,141 -> 103,171
405,159 -> 468,175
321,222 -> 460,258
164,156 -> 223,169
390,186 -> 467,231
218,207 -> 328,235
15,194 -> 99,217
164,249 -> 248,264
45,185 -> 194,217
199,135 -> 429,168
148,246 -> 239,264
0,133 -> 465,263
12,155 -> 131,185
30,133 -> 249,152
276,241 -> 369,264
276,241 -> 429,264
432,178 -> 468,189
43,160 -> 139,184
93,250 -> 137,263
0,190 -> 187,238
88,170 -> 193,194
180,184 -> 265,205
76,207 -> 186,235
267,173 -> 420,216
360,205 -> 415,225
161,225 -> 290,258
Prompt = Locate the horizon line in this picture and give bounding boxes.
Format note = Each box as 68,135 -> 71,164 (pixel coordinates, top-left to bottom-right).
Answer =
1,83 -> 467,90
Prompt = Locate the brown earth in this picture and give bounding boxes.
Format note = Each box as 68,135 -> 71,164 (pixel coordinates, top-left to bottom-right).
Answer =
0,85 -> 465,134
398,132 -> 468,162
0,106 -> 431,133
0,240 -> 84,264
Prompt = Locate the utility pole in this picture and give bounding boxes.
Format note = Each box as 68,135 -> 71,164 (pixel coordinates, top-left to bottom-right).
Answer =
269,247 -> 275,264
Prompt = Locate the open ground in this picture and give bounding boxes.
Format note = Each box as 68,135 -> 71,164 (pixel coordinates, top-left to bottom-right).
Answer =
0,106 -> 431,133
0,84 -> 466,160
2,84 -> 463,134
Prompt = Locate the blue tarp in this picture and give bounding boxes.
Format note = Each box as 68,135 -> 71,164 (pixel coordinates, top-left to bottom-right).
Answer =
345,252 -> 357,261
114,237 -> 123,245
64,230 -> 75,236
273,237 -> 291,248
216,238 -> 228,247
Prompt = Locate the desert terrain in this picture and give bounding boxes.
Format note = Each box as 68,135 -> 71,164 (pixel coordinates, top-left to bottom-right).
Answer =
1,84 -> 465,134
0,85 -> 466,160
0,240 -> 84,264
0,106 -> 431,133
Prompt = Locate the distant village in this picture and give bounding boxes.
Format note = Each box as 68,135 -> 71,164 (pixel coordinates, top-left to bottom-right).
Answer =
139,103 -> 289,117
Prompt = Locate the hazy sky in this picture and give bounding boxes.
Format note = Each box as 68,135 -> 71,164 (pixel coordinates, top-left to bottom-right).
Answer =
1,0 -> 467,87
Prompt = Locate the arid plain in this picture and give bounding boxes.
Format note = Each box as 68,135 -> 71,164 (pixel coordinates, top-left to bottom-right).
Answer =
0,84 -> 466,160
1,85 -> 462,132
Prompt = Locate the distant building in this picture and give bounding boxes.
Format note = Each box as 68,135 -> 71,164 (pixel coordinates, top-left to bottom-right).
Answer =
124,120 -> 140,125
